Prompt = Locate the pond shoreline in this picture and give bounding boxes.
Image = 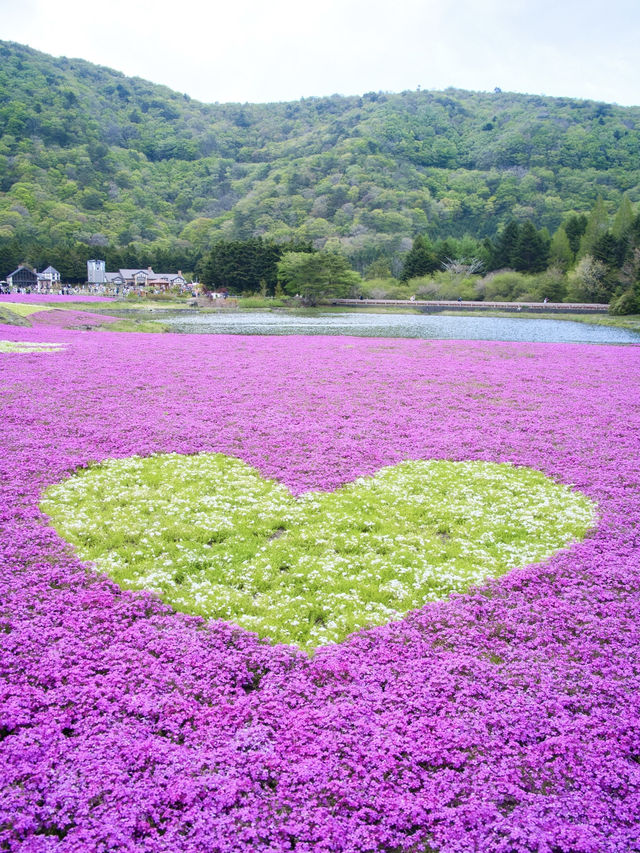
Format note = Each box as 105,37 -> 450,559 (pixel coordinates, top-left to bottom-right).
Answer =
4,295 -> 639,338
333,298 -> 609,314
158,308 -> 640,345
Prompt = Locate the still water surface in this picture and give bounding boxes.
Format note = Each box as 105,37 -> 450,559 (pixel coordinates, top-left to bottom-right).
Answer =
163,310 -> 640,345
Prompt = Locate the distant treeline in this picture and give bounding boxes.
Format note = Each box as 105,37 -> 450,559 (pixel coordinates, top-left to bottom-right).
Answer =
395,195 -> 640,310
195,196 -> 640,312
4,195 -> 639,312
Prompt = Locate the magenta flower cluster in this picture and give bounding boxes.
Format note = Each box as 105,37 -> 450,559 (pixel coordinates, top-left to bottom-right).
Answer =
2,295 -> 118,331
1,321 -> 640,852
26,310 -> 119,331
1,294 -> 114,303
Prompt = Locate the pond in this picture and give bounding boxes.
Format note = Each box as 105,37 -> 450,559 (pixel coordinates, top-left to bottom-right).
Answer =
161,309 -> 640,345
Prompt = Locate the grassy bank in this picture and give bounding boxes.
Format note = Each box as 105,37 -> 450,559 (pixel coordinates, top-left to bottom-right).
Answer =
0,298 -> 170,332
99,318 -> 170,333
0,302 -> 54,323
0,305 -> 32,326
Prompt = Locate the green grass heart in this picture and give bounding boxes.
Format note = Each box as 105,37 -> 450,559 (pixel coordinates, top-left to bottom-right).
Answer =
41,454 -> 595,650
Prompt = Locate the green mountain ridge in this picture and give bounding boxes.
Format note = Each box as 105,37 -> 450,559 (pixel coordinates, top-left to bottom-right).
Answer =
1,39 -> 639,277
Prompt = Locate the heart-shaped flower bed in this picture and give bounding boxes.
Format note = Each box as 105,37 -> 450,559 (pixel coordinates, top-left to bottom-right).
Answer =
41,454 -> 595,650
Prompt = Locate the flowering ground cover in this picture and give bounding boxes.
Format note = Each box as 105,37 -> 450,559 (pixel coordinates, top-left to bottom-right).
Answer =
0,294 -> 114,303
1,325 -> 640,852
0,340 -> 67,353
0,298 -> 120,331
25,309 -> 120,330
41,454 -> 594,650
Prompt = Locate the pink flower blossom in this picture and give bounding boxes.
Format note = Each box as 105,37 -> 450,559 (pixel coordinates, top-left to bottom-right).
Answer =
1,323 -> 640,851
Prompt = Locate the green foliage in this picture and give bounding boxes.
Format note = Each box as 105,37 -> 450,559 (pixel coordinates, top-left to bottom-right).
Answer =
211,191 -> 640,305
361,278 -> 415,299
609,286 -> 640,315
512,221 -> 549,273
578,197 -> 609,258
364,257 -> 392,279
201,238 -> 278,293
526,268 -> 568,302
471,220 -> 550,273
563,214 -> 588,256
408,272 -> 476,301
278,251 -> 361,305
400,235 -> 438,281
481,271 -> 532,301
2,40 -> 640,279
201,238 -> 313,294
612,195 -> 634,239
491,221 -> 521,269
548,227 -> 573,271
567,255 -> 611,303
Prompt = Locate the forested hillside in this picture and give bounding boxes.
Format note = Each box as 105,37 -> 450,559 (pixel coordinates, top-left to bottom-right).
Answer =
1,40 -> 640,279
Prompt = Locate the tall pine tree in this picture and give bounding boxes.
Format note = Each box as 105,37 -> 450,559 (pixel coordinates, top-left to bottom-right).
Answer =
400,235 -> 438,281
512,222 -> 549,273
491,221 -> 520,269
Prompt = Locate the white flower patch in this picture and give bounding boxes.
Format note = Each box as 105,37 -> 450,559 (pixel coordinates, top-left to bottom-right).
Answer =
0,340 -> 67,353
41,453 -> 596,651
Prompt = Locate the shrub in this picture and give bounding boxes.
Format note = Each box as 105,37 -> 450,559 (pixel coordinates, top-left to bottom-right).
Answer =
566,255 -> 610,303
238,296 -> 288,308
609,287 -> 640,315
360,278 -> 413,299
481,270 -> 530,301
526,268 -> 568,302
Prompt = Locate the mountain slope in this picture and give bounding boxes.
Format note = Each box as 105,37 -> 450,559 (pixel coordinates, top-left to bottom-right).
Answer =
1,40 -> 639,275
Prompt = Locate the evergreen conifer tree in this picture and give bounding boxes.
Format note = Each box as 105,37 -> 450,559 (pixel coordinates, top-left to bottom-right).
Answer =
491,221 -> 520,269
612,196 -> 634,239
400,235 -> 438,281
578,197 -> 609,258
564,214 -> 588,256
513,221 -> 548,273
548,227 -> 573,271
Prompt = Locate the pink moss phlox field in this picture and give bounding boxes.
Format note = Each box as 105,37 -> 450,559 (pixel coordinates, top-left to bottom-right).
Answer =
1,296 -> 119,330
27,310 -> 120,330
1,295 -> 114,303
1,324 -> 640,852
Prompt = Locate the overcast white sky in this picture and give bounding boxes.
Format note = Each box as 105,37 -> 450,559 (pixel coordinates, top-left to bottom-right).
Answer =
1,0 -> 639,106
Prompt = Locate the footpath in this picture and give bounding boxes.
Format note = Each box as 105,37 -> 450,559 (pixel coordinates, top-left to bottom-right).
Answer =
333,299 -> 609,313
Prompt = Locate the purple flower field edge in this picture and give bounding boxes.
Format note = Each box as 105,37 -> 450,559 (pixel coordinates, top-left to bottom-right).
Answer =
27,310 -> 120,330
1,325 -> 640,853
1,295 -> 115,303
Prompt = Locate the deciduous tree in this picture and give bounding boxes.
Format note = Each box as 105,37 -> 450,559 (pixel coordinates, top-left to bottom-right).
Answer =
277,251 -> 361,305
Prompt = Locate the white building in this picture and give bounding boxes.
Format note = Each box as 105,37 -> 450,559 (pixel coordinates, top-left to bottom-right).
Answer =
37,266 -> 61,285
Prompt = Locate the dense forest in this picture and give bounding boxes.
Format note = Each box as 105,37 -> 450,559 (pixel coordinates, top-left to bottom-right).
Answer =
195,198 -> 640,312
1,40 -> 640,287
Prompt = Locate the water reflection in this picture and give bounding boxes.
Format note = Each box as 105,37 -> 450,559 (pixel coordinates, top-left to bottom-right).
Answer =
161,309 -> 640,345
